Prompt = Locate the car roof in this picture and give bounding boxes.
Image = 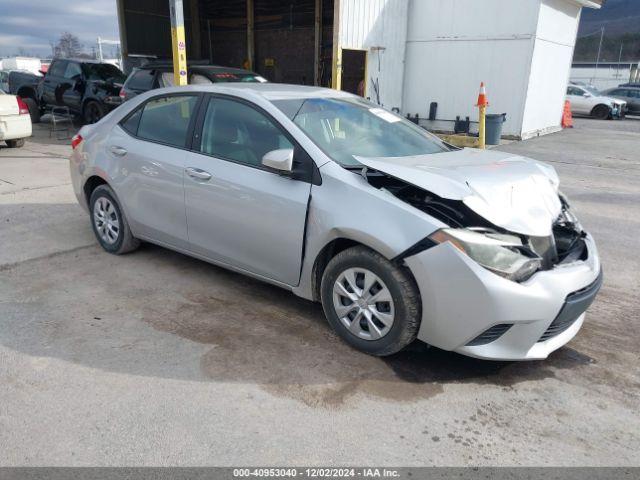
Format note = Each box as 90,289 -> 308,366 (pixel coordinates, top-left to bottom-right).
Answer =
154,82 -> 355,101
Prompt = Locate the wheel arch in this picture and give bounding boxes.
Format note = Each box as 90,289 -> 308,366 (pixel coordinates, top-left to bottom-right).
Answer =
310,237 -> 407,302
16,86 -> 37,101
83,175 -> 109,206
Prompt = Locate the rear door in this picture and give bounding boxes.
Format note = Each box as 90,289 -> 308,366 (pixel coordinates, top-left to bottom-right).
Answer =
183,95 -> 311,286
110,93 -> 201,249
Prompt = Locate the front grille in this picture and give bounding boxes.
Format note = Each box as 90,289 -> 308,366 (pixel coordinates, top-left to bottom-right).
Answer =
466,324 -> 513,346
538,269 -> 603,342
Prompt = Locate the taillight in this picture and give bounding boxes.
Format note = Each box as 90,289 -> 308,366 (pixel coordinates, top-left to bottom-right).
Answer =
71,134 -> 83,150
119,88 -> 126,100
17,97 -> 29,115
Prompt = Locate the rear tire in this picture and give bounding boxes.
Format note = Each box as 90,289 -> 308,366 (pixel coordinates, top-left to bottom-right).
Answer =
89,185 -> 140,254
22,97 -> 41,123
6,138 -> 25,148
320,246 -> 421,356
592,104 -> 611,120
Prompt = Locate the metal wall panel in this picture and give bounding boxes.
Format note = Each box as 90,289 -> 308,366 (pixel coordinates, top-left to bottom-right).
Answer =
338,0 -> 409,110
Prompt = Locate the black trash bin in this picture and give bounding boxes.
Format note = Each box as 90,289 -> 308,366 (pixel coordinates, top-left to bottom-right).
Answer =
485,113 -> 506,145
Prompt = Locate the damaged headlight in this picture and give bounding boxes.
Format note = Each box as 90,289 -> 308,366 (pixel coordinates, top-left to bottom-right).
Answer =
429,228 -> 542,282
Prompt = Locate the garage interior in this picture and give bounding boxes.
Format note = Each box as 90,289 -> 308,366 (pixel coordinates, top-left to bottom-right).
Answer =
118,0 -> 338,87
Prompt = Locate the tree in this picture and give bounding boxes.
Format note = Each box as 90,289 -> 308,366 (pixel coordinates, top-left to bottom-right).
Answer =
53,32 -> 83,59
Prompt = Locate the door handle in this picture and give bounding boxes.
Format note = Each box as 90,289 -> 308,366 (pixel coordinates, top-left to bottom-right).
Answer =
110,146 -> 128,157
186,167 -> 212,181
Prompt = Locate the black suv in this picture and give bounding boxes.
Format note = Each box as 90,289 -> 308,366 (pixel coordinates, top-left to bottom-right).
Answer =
120,63 -> 266,101
37,59 -> 126,123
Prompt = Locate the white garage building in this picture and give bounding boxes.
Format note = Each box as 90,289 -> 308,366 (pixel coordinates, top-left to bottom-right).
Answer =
337,0 -> 603,139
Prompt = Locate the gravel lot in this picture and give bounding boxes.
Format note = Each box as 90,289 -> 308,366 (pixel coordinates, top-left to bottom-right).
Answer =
1,118 -> 638,466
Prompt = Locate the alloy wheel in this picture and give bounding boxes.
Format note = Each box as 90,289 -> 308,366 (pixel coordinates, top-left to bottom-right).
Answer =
332,267 -> 395,341
93,197 -> 120,245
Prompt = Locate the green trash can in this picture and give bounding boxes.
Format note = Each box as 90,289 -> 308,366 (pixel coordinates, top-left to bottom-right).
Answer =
485,113 -> 506,145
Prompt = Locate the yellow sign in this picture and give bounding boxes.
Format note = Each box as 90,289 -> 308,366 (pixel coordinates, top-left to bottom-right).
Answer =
264,58 -> 275,67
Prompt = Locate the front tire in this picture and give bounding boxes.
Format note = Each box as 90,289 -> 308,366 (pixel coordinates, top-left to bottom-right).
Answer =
320,246 -> 421,356
591,104 -> 611,120
89,185 -> 140,254
6,138 -> 25,148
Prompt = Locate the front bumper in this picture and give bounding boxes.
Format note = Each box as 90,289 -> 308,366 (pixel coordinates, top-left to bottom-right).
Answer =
404,234 -> 601,360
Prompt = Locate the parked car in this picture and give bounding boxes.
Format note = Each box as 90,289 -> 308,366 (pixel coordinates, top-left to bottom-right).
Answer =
0,89 -> 32,148
16,59 -> 126,125
566,84 -> 627,119
601,86 -> 640,116
0,70 -> 43,122
70,84 -> 601,360
120,63 -> 267,101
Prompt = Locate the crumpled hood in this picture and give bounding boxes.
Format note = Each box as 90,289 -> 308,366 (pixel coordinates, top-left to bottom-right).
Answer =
357,149 -> 562,237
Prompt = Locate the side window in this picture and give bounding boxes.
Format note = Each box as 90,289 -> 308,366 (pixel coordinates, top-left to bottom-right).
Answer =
200,97 -> 294,168
126,69 -> 155,90
121,108 -> 143,136
49,61 -> 67,77
64,62 -> 83,79
136,95 -> 198,147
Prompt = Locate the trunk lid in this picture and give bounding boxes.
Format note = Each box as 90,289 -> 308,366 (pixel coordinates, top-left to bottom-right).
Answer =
357,148 -> 562,237
0,93 -> 19,116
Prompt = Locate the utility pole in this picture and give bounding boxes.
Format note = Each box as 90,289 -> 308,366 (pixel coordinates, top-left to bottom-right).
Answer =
97,37 -> 103,62
616,42 -> 623,80
592,26 -> 605,85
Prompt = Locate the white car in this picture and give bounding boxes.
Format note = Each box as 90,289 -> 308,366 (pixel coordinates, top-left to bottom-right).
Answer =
566,84 -> 627,120
0,89 -> 32,147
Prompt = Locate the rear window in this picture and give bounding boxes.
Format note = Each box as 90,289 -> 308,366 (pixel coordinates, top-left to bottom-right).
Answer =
126,69 -> 155,90
135,95 -> 199,148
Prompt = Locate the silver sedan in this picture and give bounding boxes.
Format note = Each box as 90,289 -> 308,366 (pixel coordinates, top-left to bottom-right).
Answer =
69,84 -> 602,360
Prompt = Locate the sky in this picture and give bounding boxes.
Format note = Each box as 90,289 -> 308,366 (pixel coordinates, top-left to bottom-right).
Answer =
0,0 -> 120,58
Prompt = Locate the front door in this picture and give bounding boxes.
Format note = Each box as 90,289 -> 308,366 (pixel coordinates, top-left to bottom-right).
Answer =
41,60 -> 67,106
567,86 -> 590,115
183,96 -> 311,286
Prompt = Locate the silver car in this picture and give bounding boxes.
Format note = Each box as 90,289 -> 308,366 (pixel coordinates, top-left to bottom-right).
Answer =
70,84 -> 602,360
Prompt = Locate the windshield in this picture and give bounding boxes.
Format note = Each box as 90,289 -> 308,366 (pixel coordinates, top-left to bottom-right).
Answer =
83,63 -> 126,83
273,97 -> 451,167
583,86 -> 600,96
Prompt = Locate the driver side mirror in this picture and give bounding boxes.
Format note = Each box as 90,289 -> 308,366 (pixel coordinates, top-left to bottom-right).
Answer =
583,92 -> 592,98
262,148 -> 294,173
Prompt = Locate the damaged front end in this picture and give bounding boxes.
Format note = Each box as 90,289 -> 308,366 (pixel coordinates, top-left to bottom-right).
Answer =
362,168 -> 587,283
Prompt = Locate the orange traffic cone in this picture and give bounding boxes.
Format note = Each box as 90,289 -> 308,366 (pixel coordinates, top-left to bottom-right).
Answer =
562,100 -> 573,129
476,82 -> 489,107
